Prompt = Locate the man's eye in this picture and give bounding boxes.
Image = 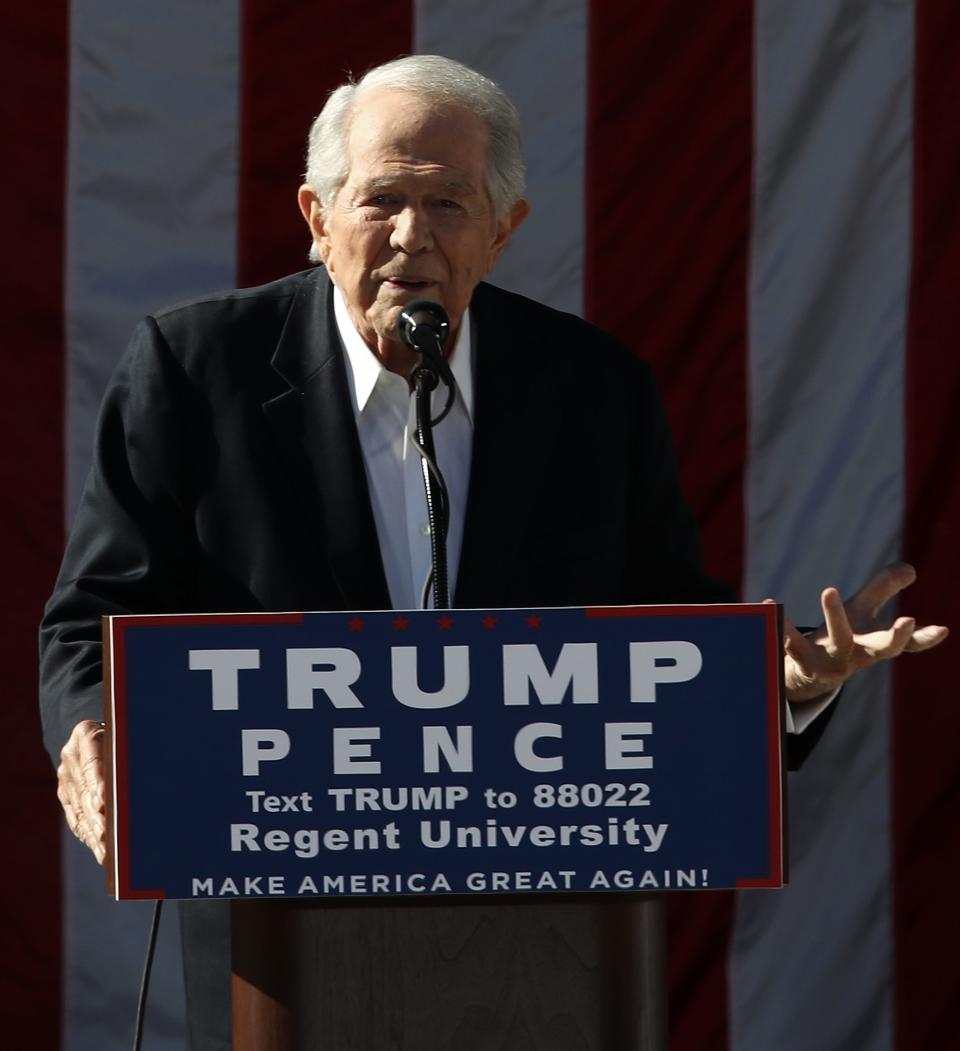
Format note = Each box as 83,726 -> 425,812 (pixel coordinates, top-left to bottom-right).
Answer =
437,199 -> 462,210
362,192 -> 400,208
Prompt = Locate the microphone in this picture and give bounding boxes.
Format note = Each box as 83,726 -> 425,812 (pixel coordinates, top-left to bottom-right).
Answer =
397,300 -> 450,358
398,300 -> 456,421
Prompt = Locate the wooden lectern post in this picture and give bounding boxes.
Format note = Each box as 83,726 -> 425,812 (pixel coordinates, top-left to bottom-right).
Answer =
232,897 -> 667,1051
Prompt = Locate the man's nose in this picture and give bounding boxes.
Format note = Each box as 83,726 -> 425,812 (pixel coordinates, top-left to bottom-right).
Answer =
390,206 -> 432,253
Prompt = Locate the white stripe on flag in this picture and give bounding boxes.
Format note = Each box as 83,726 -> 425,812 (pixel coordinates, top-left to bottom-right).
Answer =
65,0 -> 242,516
735,0 -> 914,1047
64,2 -> 241,1047
415,0 -> 588,315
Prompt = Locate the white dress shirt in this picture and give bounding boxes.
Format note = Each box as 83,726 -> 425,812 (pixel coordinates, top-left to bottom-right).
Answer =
335,287 -> 473,610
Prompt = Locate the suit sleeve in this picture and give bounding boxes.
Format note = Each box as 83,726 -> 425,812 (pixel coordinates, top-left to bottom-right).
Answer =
39,317 -> 199,763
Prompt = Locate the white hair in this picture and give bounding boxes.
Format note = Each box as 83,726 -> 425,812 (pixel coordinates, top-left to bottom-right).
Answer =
304,54 -> 526,259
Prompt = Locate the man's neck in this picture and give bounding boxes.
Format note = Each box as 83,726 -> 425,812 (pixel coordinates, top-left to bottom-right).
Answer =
333,287 -> 474,419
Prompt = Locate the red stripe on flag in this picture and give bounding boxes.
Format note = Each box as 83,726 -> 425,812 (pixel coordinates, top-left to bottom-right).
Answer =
584,2 -> 752,588
236,1 -> 413,287
585,4 -> 754,1047
895,2 -> 960,1045
1,7 -> 69,1049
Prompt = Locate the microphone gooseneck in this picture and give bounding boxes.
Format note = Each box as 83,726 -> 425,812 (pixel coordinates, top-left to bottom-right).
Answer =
397,300 -> 454,610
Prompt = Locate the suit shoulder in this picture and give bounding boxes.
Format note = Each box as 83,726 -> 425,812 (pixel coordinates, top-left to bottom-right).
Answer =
472,281 -> 654,384
144,268 -> 326,371
152,268 -> 318,324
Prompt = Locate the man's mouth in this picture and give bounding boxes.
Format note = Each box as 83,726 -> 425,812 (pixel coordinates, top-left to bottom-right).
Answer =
382,277 -> 435,291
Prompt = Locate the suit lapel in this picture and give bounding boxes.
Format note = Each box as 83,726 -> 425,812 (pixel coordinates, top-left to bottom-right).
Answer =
262,269 -> 391,611
455,284 -> 564,607
260,274 -> 563,612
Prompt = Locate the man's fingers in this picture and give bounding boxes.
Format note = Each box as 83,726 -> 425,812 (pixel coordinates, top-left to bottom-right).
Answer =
57,758 -> 85,830
77,722 -> 105,808
783,623 -> 814,662
57,720 -> 107,864
767,601 -> 815,663
776,566 -> 946,702
860,617 -> 916,659
59,792 -> 81,840
846,561 -> 917,620
58,776 -> 104,860
69,722 -> 105,834
821,587 -> 854,657
904,623 -> 949,652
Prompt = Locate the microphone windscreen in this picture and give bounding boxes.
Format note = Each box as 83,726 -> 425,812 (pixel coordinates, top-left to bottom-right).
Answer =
398,300 -> 450,353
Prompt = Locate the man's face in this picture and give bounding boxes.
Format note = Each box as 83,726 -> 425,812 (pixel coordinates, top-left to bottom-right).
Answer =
299,89 -> 527,370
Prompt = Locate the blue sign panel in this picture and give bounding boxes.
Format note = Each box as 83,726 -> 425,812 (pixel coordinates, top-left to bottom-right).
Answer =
105,604 -> 785,901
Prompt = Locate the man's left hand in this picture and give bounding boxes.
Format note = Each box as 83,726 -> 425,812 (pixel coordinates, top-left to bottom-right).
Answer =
780,562 -> 948,704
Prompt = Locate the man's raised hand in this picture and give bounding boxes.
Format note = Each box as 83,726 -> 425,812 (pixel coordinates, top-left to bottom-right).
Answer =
781,562 -> 948,704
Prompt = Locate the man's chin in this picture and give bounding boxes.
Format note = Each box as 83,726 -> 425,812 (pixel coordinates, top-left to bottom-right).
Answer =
379,282 -> 441,304
373,296 -> 444,336
363,294 -> 460,350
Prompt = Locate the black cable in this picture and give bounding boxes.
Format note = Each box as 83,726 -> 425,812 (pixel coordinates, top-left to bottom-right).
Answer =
429,373 -> 455,425
420,567 -> 434,611
420,332 -> 456,426
132,899 -> 163,1051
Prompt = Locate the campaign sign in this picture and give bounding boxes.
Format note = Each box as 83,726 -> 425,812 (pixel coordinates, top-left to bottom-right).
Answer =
104,604 -> 785,901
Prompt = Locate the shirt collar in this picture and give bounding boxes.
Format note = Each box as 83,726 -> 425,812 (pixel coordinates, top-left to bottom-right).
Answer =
334,285 -> 474,421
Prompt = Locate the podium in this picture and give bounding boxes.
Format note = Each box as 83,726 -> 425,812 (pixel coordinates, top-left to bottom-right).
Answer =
104,604 -> 784,1050
231,896 -> 667,1050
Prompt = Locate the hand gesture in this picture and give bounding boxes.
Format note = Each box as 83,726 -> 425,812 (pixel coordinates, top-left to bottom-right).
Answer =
782,562 -> 948,703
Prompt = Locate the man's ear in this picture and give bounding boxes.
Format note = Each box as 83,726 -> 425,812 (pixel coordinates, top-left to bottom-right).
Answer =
488,197 -> 530,267
298,184 -> 326,258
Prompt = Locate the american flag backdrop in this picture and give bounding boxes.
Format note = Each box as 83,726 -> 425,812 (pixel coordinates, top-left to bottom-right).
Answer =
3,1 -> 958,1049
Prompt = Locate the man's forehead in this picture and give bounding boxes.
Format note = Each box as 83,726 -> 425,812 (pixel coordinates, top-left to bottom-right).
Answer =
352,172 -> 480,196
347,88 -> 487,151
339,90 -> 490,199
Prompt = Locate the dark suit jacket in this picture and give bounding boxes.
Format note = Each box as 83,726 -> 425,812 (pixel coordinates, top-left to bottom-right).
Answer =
40,266 -> 731,760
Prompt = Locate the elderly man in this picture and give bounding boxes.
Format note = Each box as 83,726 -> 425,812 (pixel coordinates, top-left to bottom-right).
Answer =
42,55 -> 946,1050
